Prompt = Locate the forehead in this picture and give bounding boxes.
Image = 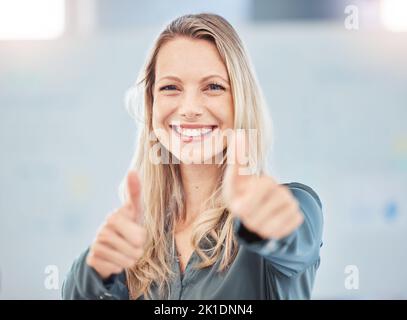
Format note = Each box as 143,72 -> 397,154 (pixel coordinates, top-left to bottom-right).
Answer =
155,37 -> 229,80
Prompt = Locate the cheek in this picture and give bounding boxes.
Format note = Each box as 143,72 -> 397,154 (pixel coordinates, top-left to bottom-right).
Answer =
209,96 -> 234,129
152,98 -> 178,151
152,98 -> 176,130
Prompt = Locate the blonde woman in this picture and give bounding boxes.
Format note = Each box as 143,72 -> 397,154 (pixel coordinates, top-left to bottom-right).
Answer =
62,13 -> 323,300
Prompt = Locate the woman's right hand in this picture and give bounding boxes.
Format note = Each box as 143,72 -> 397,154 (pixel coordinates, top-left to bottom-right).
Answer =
86,170 -> 147,280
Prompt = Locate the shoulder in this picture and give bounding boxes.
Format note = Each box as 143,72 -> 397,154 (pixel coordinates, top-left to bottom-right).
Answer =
281,182 -> 324,241
281,182 -> 322,210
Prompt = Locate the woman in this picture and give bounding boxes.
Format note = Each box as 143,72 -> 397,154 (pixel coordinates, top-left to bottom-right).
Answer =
62,13 -> 323,300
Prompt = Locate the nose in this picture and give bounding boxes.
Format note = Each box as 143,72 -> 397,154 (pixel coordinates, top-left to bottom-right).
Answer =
180,110 -> 203,120
178,92 -> 203,120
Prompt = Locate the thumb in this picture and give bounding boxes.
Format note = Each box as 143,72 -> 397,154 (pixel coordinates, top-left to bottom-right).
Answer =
223,129 -> 253,204
125,170 -> 143,224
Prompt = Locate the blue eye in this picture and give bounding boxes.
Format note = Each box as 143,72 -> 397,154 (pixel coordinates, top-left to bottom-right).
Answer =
207,83 -> 225,91
160,85 -> 178,91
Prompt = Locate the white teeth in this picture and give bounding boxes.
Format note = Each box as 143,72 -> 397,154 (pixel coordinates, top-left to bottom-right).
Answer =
201,128 -> 212,134
173,125 -> 182,134
171,125 -> 214,137
182,128 -> 205,137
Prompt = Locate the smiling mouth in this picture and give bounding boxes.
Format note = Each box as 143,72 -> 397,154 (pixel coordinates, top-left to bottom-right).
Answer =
169,124 -> 218,142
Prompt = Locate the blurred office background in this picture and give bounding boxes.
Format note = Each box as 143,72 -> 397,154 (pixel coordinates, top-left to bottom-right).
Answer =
0,0 -> 406,299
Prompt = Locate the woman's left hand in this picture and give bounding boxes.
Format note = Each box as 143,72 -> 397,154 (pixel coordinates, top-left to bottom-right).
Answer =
222,133 -> 304,240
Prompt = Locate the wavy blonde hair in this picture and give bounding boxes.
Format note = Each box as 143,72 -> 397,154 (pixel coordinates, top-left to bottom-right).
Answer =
119,13 -> 271,300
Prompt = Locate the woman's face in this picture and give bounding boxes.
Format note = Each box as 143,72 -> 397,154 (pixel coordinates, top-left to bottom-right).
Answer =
152,37 -> 234,165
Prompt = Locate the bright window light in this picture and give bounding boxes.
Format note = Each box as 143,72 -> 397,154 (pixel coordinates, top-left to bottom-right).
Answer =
380,0 -> 407,32
0,0 -> 65,40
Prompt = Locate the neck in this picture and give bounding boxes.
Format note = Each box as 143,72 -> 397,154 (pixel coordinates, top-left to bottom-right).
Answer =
178,163 -> 220,228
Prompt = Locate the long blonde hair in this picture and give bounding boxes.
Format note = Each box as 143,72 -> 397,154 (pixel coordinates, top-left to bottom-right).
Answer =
119,13 -> 271,299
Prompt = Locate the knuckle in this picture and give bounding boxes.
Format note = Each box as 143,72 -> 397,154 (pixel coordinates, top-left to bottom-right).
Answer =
130,228 -> 145,246
127,257 -> 137,266
96,229 -> 109,243
106,213 -> 117,227
267,179 -> 277,191
86,254 -> 95,266
134,234 -> 144,247
237,206 -> 249,219
243,220 -> 256,233
139,228 -> 148,243
114,266 -> 123,274
282,191 -> 292,202
129,252 -> 138,261
131,255 -> 139,264
258,227 -> 271,239
123,202 -> 133,213
132,249 -> 144,261
289,201 -> 299,212
124,258 -> 135,268
92,244 -> 103,257
292,199 -> 300,209
95,233 -> 105,244
296,212 -> 305,224
135,248 -> 144,258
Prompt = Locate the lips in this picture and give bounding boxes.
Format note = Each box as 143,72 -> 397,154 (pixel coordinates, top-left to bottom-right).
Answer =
169,124 -> 218,142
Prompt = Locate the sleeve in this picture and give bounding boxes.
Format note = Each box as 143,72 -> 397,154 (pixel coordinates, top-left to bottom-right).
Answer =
234,182 -> 324,298
61,247 -> 130,300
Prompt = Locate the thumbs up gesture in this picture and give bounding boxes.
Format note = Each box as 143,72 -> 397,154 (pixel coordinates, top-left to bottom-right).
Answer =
222,131 -> 304,240
86,170 -> 147,280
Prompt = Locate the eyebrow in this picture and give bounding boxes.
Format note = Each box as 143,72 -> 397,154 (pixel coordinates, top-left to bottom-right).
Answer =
156,74 -> 229,84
